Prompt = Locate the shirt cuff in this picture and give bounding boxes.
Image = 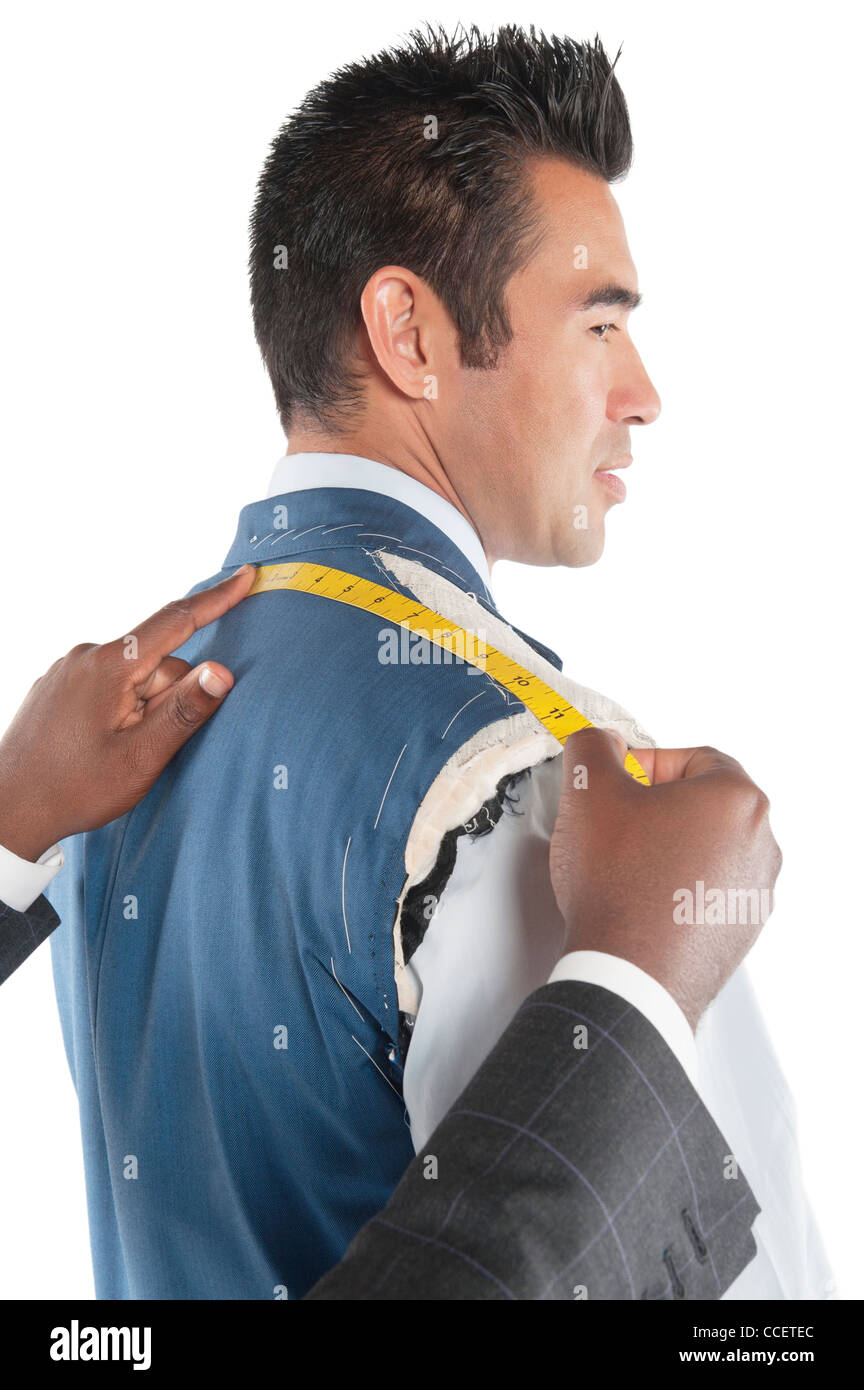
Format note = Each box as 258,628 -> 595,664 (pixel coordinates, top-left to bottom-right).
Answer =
548,949 -> 699,1088
0,840 -> 65,912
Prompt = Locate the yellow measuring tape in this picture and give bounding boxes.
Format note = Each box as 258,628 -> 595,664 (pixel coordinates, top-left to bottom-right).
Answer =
248,560 -> 651,785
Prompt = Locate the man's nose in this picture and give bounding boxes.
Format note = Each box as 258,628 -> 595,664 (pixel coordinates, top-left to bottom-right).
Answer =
608,346 -> 661,426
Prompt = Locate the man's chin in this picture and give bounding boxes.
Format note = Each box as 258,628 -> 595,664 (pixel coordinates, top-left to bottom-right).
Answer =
561,526 -> 606,568
498,523 -> 606,568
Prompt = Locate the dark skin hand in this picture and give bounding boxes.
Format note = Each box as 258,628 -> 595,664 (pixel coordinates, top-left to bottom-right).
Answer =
550,727 -> 783,1031
0,564 -> 257,861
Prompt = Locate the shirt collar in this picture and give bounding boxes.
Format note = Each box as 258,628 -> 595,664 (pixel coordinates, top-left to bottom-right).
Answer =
266,452 -> 492,589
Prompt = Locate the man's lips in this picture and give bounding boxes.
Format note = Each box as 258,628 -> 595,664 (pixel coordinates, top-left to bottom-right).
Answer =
594,456 -> 632,503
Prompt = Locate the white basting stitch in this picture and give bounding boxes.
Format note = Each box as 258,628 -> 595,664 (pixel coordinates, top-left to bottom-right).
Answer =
341,837 -> 352,955
321,522 -> 367,535
351,1034 -> 402,1097
441,691 -> 490,739
330,956 -> 365,1021
374,744 -> 408,829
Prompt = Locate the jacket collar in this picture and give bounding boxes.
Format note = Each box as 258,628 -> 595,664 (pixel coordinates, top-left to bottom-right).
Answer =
223,481 -> 495,609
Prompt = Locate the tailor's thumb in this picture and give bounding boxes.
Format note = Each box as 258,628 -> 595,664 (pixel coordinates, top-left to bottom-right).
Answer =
560,726 -> 630,801
143,662 -> 235,765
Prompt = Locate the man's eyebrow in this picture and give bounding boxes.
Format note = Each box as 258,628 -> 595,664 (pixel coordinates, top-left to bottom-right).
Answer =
571,283 -> 643,312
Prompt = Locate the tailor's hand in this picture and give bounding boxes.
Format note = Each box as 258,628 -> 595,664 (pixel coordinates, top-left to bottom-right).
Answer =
550,728 -> 782,1029
0,565 -> 257,860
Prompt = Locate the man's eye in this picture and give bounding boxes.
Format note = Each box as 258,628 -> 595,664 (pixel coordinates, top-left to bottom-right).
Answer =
590,323 -> 619,341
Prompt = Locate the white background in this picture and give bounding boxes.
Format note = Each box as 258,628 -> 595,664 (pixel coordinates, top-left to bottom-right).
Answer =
0,0 -> 860,1299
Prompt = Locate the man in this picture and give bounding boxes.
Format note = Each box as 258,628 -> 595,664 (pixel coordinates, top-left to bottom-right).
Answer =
45,25 -> 831,1299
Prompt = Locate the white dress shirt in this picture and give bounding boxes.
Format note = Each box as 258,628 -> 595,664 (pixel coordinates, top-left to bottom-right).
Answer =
0,450 -> 834,1299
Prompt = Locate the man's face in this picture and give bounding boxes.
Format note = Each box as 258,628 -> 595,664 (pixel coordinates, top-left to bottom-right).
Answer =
441,157 -> 661,568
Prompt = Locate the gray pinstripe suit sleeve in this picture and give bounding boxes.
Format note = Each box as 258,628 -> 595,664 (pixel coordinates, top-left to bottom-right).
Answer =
306,978 -> 761,1300
0,893 -> 61,985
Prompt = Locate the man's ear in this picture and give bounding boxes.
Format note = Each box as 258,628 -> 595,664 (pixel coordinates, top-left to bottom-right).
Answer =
359,266 -> 451,403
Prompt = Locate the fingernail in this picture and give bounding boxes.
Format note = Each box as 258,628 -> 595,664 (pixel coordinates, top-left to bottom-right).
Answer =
232,564 -> 253,577
199,665 -> 229,697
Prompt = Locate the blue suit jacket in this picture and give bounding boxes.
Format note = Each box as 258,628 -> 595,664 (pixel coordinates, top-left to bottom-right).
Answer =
48,484 -> 562,1298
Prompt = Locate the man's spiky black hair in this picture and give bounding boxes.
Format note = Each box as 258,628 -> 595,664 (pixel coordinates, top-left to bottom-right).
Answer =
249,24 -> 632,434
